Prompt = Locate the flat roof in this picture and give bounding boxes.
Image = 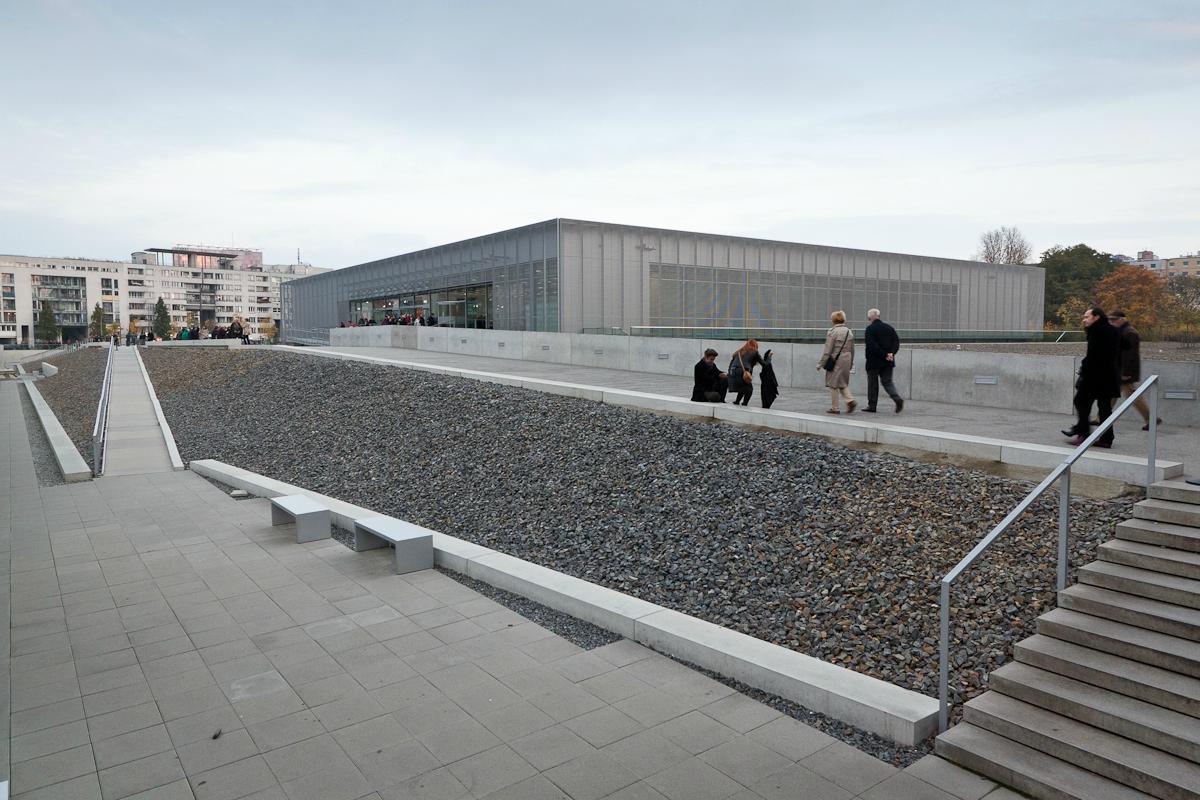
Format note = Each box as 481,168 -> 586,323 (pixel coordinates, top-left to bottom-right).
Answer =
145,247 -> 245,258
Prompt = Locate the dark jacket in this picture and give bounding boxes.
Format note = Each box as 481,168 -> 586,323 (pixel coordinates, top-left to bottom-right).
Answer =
1079,316 -> 1120,396
1117,323 -> 1142,383
692,359 -> 724,402
760,351 -> 779,408
864,318 -> 900,371
728,350 -> 764,391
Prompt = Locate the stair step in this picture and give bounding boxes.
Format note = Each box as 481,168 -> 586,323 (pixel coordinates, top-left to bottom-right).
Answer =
936,722 -> 1155,800
1037,607 -> 1200,678
1100,539 -> 1200,580
963,692 -> 1200,799
989,661 -> 1200,761
1077,560 -> 1200,610
1118,518 -> 1200,553
1134,498 -> 1200,528
1015,634 -> 1200,719
1151,480 -> 1200,507
1058,584 -> 1200,642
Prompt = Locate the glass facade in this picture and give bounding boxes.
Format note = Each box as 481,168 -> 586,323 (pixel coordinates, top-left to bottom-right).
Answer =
31,274 -> 87,325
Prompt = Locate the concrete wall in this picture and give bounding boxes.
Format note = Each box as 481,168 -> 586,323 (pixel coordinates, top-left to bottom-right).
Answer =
325,327 -> 1199,424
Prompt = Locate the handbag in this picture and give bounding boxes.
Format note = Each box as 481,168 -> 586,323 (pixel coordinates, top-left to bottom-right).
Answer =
823,331 -> 849,371
736,353 -> 752,384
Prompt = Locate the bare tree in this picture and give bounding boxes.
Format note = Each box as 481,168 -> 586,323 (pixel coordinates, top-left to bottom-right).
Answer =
976,226 -> 1032,264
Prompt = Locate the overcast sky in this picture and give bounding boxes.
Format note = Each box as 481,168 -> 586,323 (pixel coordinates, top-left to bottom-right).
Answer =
2,1 -> 1197,268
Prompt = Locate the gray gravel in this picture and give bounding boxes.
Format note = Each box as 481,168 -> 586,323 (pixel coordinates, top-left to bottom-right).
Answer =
143,348 -> 1135,734
35,346 -> 108,471
20,384 -> 66,487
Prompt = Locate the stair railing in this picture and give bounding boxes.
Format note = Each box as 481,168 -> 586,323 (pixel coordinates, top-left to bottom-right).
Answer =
91,343 -> 115,476
937,375 -> 1160,732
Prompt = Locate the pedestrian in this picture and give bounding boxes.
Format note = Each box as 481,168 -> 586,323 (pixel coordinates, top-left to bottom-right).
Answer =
228,318 -> 242,343
1062,306 -> 1120,447
760,349 -> 780,409
818,310 -> 856,414
863,308 -> 904,413
727,339 -> 763,406
1109,310 -> 1162,431
691,348 -> 728,403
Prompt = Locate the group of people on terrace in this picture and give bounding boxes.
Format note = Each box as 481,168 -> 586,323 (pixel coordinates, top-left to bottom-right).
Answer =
173,317 -> 251,343
340,309 -> 438,327
691,308 -> 904,414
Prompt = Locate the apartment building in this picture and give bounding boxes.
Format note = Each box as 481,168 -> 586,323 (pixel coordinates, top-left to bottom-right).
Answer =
0,249 -> 327,346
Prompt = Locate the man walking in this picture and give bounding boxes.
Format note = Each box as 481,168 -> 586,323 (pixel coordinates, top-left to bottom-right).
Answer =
1109,310 -> 1162,431
1063,306 -> 1120,447
863,308 -> 904,413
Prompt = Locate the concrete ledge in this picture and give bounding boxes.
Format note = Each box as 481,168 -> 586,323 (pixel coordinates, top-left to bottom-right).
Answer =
189,457 -> 939,745
23,381 -> 91,481
280,347 -> 1181,487
635,608 -> 938,744
133,347 -> 185,470
41,362 -> 59,377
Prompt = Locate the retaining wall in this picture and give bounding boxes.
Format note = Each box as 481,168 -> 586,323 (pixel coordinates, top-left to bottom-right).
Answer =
325,327 -> 1198,424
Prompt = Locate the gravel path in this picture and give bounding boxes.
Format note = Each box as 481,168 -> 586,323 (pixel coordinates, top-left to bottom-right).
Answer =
143,348 -> 1135,724
36,346 -> 108,471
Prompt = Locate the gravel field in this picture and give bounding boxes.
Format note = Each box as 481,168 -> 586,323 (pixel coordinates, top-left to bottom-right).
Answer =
35,346 -> 109,471
911,340 -> 1200,361
143,348 -> 1135,727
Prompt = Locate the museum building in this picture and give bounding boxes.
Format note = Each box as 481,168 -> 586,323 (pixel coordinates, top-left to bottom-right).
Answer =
281,219 -> 1045,344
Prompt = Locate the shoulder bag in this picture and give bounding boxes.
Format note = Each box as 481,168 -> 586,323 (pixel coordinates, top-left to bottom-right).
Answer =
823,332 -> 849,372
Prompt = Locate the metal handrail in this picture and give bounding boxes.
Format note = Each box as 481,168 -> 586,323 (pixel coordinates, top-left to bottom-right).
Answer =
91,344 -> 115,476
937,375 -> 1160,732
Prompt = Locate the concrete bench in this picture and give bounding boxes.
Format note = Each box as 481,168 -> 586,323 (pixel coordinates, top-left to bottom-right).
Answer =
270,494 -> 331,543
353,515 -> 434,574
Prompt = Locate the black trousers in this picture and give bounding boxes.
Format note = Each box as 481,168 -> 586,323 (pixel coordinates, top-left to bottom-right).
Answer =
733,383 -> 753,405
866,365 -> 902,409
1072,386 -> 1114,444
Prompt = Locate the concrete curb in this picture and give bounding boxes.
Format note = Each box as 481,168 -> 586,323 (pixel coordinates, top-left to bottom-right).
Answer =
189,458 -> 940,745
23,381 -> 91,482
41,362 -> 58,377
275,346 -> 1182,486
132,347 -> 185,471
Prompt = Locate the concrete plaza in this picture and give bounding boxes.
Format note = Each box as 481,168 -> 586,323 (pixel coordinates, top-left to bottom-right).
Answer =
0,379 -> 1024,799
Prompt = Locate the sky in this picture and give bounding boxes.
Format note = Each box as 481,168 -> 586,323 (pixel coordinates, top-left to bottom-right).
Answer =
2,0 -> 1198,268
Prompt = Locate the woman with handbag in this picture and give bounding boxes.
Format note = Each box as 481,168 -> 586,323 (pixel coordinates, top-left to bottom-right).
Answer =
818,310 -> 856,414
727,339 -> 763,406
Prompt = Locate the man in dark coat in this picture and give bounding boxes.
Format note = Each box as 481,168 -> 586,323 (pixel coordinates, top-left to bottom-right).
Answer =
863,308 -> 904,413
1064,306 -> 1120,447
691,348 -> 728,403
1109,310 -> 1161,431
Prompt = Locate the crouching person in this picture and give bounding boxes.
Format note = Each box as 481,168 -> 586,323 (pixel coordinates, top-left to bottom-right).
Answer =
692,348 -> 728,403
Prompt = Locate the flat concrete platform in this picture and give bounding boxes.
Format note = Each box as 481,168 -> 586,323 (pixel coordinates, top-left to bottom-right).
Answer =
295,345 -> 1193,485
1,381 -> 1011,799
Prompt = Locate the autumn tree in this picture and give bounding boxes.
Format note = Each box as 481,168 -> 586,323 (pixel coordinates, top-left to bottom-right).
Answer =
1092,266 -> 1172,329
976,226 -> 1032,265
1039,244 -> 1116,323
1054,297 -> 1091,329
1167,275 -> 1200,311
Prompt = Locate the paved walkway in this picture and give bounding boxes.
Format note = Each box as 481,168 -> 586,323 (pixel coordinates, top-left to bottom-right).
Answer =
311,345 -> 1198,476
104,347 -> 174,476
1,381 -> 1019,799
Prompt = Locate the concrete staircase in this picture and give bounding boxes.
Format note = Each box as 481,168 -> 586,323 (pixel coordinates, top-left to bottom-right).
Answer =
936,479 -> 1200,800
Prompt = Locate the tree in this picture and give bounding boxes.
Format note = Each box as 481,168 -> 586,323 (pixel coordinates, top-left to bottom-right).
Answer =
259,320 -> 278,341
89,302 -> 105,340
1092,266 -> 1172,329
35,301 -> 61,345
152,297 -> 171,339
1054,297 -> 1091,329
1039,244 -> 1116,323
1167,275 -> 1200,311
976,226 -> 1032,265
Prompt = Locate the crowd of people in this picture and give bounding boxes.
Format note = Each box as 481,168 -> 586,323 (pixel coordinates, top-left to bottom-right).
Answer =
339,309 -> 438,327
691,308 -> 904,415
